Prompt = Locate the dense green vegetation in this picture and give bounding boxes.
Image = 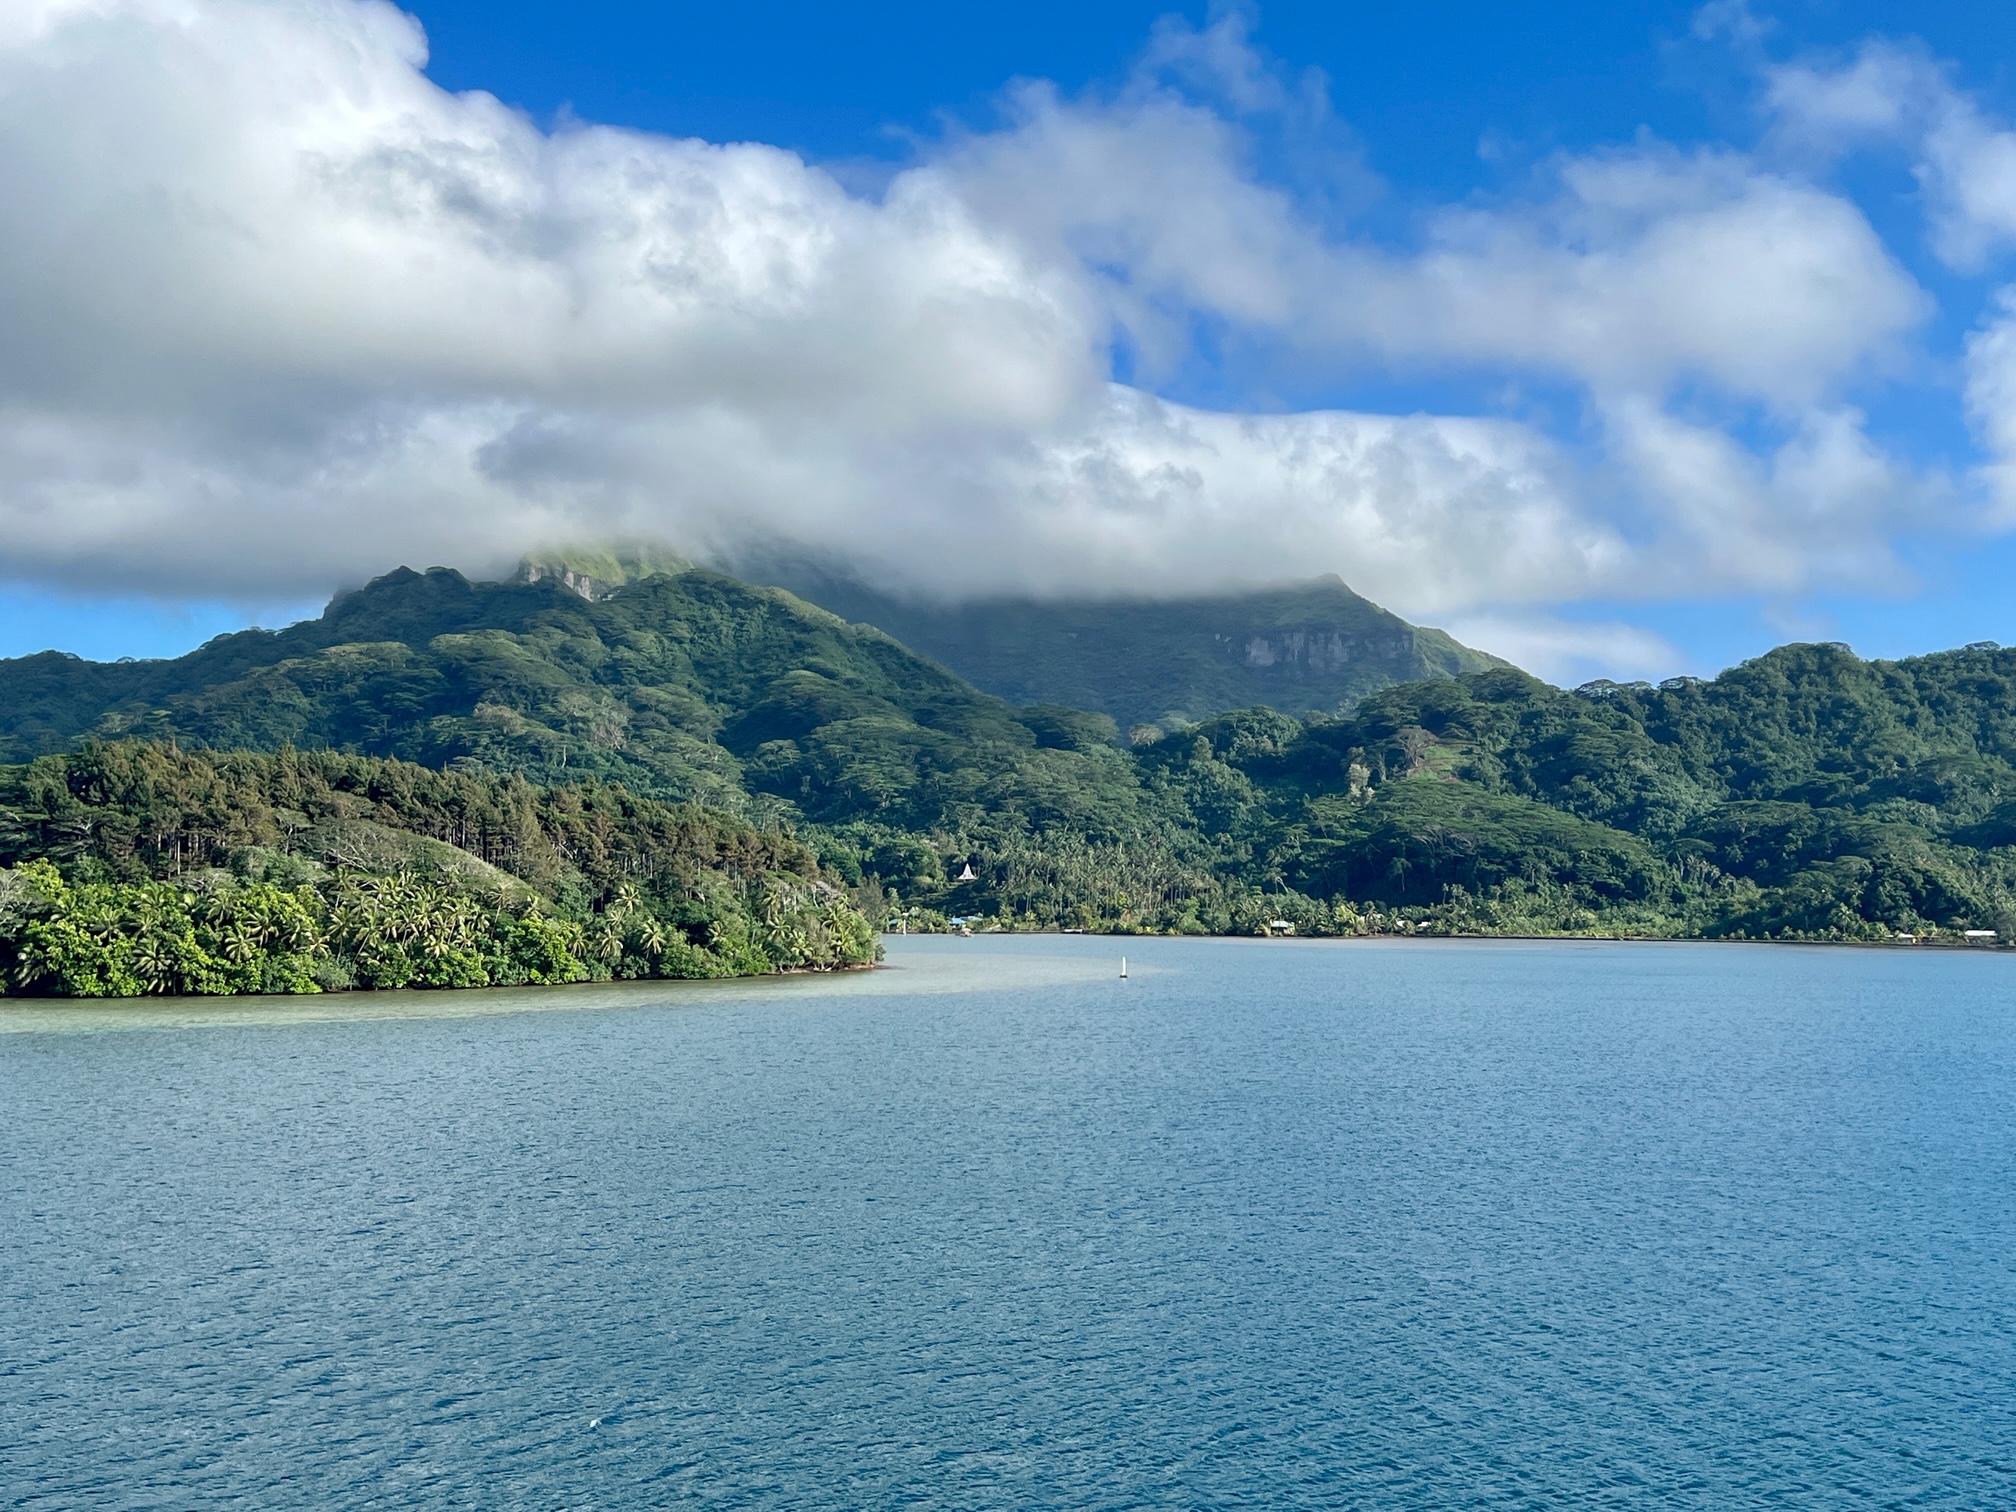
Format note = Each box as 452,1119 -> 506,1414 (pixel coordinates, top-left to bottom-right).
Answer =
830,639 -> 2016,942
749,561 -> 1500,730
7,560 -> 2016,963
0,566 -> 1152,832
1135,646 -> 2016,942
0,742 -> 878,997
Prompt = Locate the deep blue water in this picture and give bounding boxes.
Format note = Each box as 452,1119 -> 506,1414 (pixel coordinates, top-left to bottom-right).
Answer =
4,935 -> 2014,1509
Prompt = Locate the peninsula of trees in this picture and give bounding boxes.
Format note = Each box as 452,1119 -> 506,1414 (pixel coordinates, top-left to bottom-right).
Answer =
0,743 -> 878,997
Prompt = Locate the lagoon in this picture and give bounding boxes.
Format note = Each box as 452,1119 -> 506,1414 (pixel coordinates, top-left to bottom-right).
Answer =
4,935 -> 2014,1507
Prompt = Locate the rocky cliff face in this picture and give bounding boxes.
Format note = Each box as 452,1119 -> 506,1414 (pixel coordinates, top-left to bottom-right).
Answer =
515,546 -> 692,602
1241,630 -> 1418,674
518,563 -> 606,600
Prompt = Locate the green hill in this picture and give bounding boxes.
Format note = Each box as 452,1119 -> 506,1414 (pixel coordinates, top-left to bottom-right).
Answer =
1135,644 -> 2016,939
747,564 -> 1503,730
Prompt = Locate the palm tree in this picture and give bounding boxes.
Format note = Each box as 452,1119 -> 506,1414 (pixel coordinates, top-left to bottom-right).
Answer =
13,932 -> 57,990
76,899 -> 123,945
419,924 -> 457,963
339,906 -> 391,964
632,915 -> 668,959
220,920 -> 262,967
132,931 -> 180,994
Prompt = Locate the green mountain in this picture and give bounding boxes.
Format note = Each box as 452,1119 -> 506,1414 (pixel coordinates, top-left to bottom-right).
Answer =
0,562 -> 1148,841
746,564 -> 1504,731
8,558 -> 2016,950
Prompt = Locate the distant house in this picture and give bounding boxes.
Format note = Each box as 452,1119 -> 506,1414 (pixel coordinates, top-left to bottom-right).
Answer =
955,861 -> 977,882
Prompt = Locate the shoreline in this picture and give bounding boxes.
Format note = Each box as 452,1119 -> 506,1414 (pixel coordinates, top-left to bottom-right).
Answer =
0,956 -> 887,1008
888,927 -> 2007,952
4,930 -> 2001,1010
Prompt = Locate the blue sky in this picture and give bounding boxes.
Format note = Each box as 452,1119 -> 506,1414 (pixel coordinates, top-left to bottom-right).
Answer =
4,0 -> 2016,680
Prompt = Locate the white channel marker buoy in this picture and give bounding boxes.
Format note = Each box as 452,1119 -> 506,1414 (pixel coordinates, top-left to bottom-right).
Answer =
1120,956 -> 1128,979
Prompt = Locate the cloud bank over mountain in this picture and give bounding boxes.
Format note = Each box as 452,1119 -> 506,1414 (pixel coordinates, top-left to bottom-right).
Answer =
0,0 -> 2007,675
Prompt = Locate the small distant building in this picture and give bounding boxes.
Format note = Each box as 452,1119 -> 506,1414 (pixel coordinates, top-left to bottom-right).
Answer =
955,861 -> 978,882
1965,929 -> 1998,943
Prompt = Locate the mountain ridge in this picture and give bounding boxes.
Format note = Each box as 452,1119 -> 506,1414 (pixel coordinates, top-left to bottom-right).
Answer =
743,561 -> 1505,730
0,563 -> 1156,844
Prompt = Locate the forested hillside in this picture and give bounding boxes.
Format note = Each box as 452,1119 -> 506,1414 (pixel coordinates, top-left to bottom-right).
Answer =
6,560 -> 2016,958
1124,643 -> 2016,940
757,634 -> 2016,942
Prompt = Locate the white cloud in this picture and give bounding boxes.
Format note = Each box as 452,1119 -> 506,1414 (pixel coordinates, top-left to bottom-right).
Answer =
0,0 -> 1950,631
950,60 -> 1925,407
1439,613 -> 1684,686
1765,43 -> 2016,516
1766,40 -> 2016,270
1382,152 -> 1924,407
0,0 -> 1100,428
1596,396 -> 1930,595
1925,109 -> 2016,272
0,387 -> 1619,614
1964,292 -> 2016,519
1764,42 -> 1938,152
774,389 -> 1625,612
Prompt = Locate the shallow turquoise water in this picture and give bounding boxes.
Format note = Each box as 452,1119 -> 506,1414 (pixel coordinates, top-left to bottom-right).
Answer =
3,935 -> 2013,1508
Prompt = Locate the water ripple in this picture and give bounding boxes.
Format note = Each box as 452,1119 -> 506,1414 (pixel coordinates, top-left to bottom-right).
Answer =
3,936 -> 2013,1507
